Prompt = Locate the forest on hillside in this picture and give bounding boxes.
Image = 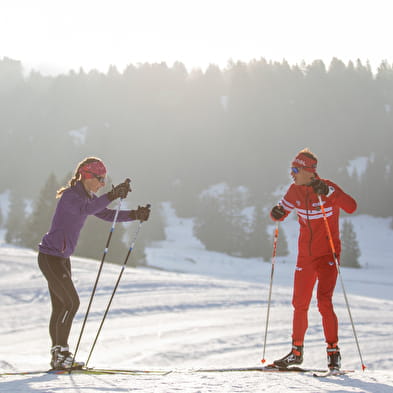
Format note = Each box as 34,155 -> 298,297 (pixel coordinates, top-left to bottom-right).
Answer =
0,56 -> 391,265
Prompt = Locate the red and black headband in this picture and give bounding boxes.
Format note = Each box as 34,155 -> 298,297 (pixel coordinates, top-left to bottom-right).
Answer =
291,153 -> 317,173
79,161 -> 107,179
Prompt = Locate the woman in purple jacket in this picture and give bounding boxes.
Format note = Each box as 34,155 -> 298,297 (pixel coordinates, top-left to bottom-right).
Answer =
38,157 -> 150,369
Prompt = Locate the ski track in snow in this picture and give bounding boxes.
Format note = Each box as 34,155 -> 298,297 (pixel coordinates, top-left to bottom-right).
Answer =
1,247 -> 393,392
1,371 -> 393,393
1,209 -> 393,392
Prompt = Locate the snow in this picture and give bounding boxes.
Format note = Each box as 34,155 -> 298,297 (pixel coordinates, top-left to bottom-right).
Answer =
1,203 -> 393,392
347,156 -> 369,177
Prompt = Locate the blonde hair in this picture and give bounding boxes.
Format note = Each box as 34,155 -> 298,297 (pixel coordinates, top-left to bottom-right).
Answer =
56,157 -> 103,198
298,147 -> 318,162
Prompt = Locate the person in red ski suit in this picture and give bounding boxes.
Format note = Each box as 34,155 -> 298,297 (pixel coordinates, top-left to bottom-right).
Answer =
270,148 -> 357,370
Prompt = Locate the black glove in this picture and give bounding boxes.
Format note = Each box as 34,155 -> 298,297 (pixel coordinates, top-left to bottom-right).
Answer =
270,205 -> 285,220
107,179 -> 132,201
310,178 -> 329,195
129,204 -> 151,222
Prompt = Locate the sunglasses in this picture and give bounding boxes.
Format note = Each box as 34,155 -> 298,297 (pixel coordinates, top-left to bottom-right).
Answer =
87,171 -> 106,183
291,167 -> 301,174
291,167 -> 316,174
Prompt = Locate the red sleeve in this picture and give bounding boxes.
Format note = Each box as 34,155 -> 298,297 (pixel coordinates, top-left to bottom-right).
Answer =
270,185 -> 294,221
325,180 -> 357,214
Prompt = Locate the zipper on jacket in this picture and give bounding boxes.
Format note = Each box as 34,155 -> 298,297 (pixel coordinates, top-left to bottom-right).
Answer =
306,188 -> 313,256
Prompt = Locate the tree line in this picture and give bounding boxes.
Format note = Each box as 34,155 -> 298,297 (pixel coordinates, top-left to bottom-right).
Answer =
2,171 -> 361,268
1,55 -> 389,266
3,173 -> 165,266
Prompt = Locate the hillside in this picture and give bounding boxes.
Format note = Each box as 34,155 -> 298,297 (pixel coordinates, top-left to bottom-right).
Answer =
0,207 -> 393,392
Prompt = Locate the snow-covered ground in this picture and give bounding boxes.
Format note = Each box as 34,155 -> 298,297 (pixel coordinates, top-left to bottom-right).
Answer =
1,203 -> 393,392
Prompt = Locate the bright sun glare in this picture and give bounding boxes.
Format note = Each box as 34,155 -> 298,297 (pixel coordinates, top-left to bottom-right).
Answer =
1,0 -> 392,75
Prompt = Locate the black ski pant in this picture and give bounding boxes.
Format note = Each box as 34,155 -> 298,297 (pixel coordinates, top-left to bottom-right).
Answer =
38,252 -> 80,348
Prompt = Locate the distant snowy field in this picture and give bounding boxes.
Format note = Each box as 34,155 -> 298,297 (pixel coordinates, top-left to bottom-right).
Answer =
1,202 -> 393,392
147,203 -> 393,301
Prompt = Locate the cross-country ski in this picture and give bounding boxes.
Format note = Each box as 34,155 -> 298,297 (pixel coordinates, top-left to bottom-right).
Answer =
0,367 -> 171,377
313,369 -> 354,378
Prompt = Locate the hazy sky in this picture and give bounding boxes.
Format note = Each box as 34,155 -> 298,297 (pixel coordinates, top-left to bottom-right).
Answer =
1,0 -> 392,75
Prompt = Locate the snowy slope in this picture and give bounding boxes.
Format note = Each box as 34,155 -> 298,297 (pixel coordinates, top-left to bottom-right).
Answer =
147,203 -> 393,300
1,205 -> 393,392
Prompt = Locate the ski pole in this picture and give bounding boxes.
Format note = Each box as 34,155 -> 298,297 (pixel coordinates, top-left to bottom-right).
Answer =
317,194 -> 366,371
85,209 -> 148,367
71,186 -> 128,373
261,222 -> 279,364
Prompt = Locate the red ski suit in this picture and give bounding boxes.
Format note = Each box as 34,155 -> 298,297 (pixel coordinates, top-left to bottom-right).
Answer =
275,179 -> 357,345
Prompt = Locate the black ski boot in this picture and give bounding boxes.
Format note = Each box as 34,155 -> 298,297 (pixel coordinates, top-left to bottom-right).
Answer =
327,343 -> 341,370
50,345 -> 61,369
273,344 -> 303,368
50,345 -> 84,370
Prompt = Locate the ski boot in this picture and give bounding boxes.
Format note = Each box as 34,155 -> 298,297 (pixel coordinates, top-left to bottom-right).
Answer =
50,345 -> 84,370
273,343 -> 303,368
327,343 -> 341,371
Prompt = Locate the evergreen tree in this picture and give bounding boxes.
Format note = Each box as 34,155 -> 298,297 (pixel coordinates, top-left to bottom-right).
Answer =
275,222 -> 289,259
1,56 -> 393,219
244,204 -> 288,261
340,219 -> 361,268
21,173 -> 59,250
358,156 -> 390,216
194,193 -> 235,255
244,205 -> 272,260
194,184 -> 235,256
5,190 -> 25,245
194,184 -> 286,259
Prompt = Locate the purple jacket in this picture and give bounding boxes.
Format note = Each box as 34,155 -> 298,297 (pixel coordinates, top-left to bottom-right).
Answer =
39,181 -> 133,258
